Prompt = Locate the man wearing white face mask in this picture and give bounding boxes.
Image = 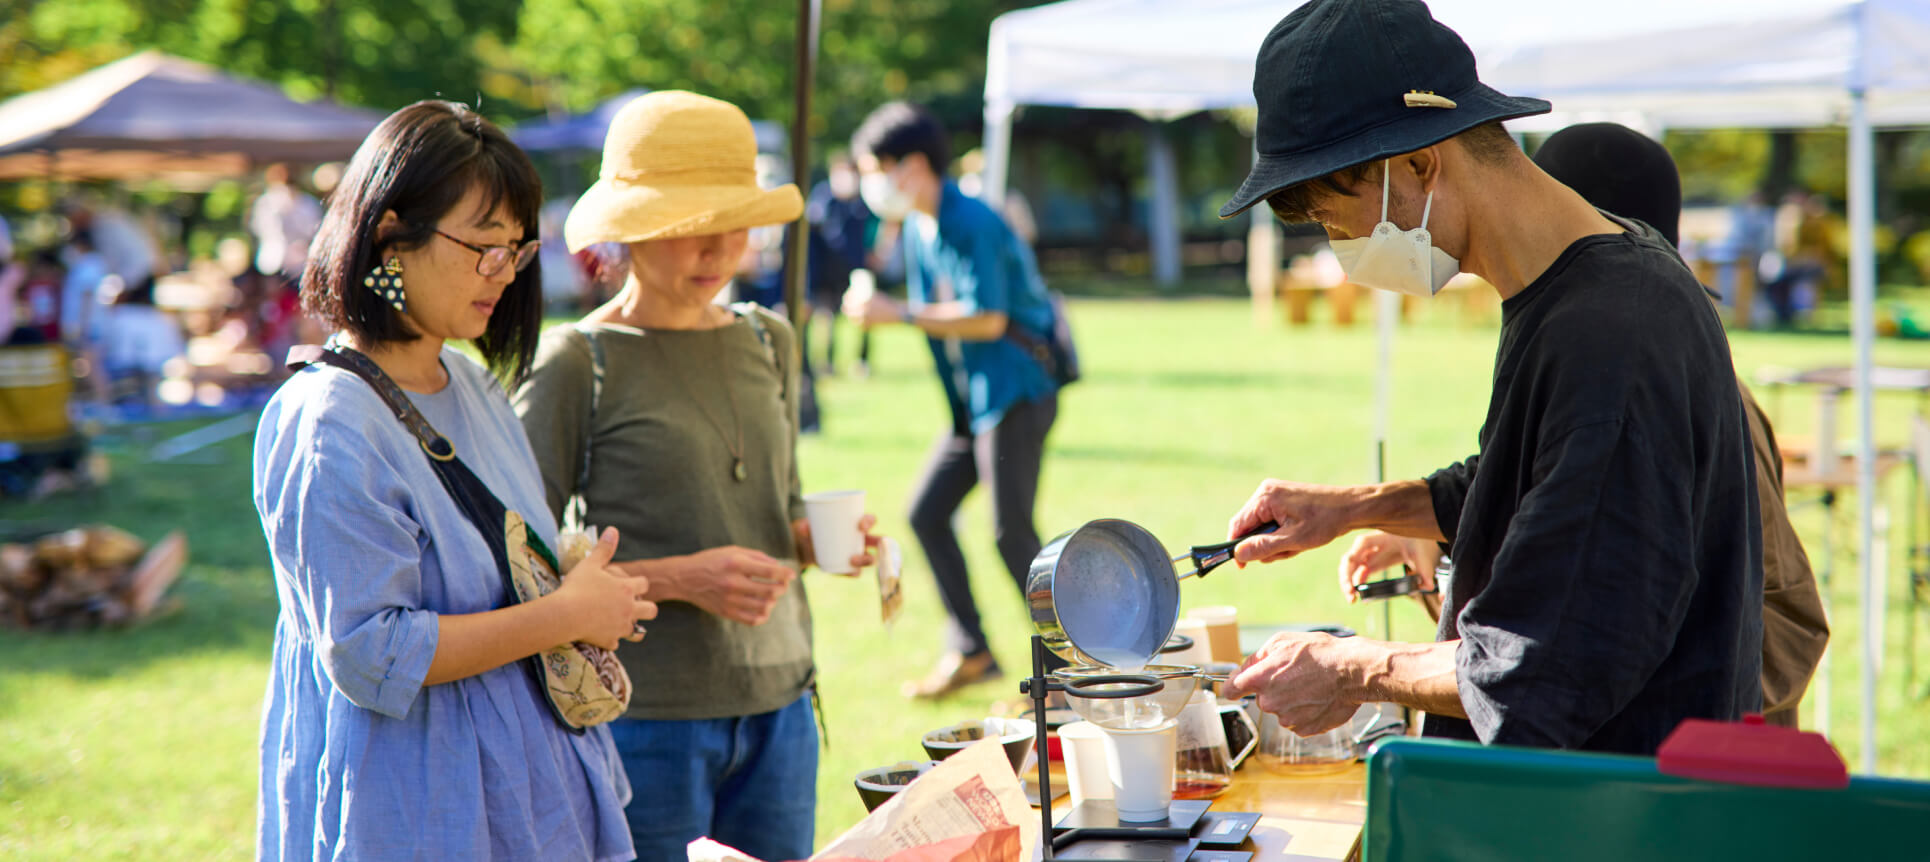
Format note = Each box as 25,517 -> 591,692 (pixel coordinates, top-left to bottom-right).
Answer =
1214,0 -> 1762,757
844,101 -> 1066,698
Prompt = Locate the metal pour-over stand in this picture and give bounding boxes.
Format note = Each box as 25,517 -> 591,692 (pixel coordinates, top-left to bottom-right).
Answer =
1023,635 -> 1212,860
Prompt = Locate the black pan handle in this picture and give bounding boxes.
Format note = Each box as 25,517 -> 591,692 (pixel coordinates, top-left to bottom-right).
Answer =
1179,521 -> 1280,579
1355,566 -> 1439,601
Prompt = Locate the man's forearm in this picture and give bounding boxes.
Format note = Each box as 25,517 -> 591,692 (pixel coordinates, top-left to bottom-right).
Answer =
909,302 -> 1007,340
1347,637 -> 1466,719
1348,479 -> 1448,543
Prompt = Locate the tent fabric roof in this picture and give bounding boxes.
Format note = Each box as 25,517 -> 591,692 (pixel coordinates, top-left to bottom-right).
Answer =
0,50 -> 382,179
511,89 -> 790,155
986,0 -> 1930,128
1480,0 -> 1930,128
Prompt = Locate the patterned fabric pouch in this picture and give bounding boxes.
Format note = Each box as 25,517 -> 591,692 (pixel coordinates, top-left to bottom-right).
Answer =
288,342 -> 631,731
502,510 -> 631,726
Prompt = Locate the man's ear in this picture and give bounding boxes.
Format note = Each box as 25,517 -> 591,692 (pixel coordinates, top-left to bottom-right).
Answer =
1400,146 -> 1443,195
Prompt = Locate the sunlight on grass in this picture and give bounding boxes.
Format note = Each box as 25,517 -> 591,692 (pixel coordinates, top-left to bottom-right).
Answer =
1,295 -> 1926,858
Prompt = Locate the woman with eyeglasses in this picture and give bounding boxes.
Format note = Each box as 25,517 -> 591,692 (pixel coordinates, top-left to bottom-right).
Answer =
253,100 -> 651,861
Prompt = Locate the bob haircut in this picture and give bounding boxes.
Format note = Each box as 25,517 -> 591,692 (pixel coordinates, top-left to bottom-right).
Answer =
303,100 -> 545,382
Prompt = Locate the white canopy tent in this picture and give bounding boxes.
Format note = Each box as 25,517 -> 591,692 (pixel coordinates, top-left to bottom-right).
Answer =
983,0 -> 1930,773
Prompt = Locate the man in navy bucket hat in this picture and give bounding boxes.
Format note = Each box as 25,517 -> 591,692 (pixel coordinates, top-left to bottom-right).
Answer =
1217,0 -> 1764,756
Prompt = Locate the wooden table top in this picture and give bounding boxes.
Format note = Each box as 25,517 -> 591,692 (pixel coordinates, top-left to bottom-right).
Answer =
1214,761 -> 1366,862
1759,365 -> 1930,392
1779,450 -> 1908,489
1035,760 -> 1368,862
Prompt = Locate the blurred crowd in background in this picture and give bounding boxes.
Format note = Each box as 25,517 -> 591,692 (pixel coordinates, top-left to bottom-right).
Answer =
0,141 -> 1058,428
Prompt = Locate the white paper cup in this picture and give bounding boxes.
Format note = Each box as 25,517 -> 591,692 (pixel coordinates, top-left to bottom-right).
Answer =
847,268 -> 877,303
804,489 -> 865,575
1103,717 -> 1177,822
1058,720 -> 1113,807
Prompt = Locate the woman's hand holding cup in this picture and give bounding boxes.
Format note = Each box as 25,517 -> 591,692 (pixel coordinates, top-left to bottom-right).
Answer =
799,490 -> 879,575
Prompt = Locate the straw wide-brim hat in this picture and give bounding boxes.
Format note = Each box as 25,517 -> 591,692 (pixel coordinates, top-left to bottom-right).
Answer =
565,91 -> 803,251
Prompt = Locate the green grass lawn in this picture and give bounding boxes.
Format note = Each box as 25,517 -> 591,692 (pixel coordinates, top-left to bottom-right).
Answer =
3,294 -> 1929,859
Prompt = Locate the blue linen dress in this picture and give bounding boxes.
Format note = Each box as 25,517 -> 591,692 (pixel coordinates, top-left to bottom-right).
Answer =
252,346 -> 633,861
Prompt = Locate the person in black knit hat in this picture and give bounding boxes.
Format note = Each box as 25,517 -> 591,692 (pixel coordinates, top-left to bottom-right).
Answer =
1530,122 -> 1682,246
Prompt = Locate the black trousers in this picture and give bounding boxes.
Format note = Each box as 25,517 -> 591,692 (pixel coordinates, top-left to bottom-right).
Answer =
908,395 -> 1058,662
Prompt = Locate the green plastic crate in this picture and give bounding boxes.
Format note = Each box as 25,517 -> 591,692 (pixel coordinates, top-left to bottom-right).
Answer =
1363,736 -> 1930,861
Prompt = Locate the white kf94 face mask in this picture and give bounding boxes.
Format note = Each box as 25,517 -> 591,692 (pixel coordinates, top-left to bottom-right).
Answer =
1326,159 -> 1461,298
860,168 -> 915,221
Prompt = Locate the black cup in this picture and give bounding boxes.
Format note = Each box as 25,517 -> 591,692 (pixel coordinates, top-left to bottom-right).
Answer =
920,717 -> 1037,773
853,761 -> 940,812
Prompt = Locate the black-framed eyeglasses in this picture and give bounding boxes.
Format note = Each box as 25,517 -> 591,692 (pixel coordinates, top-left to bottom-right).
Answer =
434,229 -> 540,277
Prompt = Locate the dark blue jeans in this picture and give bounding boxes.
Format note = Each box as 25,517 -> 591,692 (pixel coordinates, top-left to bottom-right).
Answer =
606,692 -> 818,861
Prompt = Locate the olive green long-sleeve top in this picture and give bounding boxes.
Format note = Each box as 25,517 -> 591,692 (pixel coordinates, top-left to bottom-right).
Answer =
512,306 -> 811,720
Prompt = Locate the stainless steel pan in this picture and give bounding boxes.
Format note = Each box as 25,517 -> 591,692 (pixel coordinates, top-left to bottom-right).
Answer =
1026,519 -> 1277,666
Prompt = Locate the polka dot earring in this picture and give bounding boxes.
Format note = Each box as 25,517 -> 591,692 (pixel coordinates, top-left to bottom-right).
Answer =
364,256 -> 406,314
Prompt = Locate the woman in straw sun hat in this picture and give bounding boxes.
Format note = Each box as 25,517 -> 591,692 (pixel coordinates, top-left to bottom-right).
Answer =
512,90 -> 881,860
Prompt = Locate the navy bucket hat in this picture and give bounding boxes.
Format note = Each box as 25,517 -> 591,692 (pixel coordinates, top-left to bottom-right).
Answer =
1220,0 -> 1551,219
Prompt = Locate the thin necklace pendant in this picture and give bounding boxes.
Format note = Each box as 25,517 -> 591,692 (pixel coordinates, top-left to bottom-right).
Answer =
732,458 -> 747,482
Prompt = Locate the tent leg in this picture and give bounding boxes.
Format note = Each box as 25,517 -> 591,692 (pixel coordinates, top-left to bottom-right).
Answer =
1145,119 -> 1181,288
783,0 -> 820,335
982,102 -> 1015,209
1245,139 -> 1278,327
1849,85 -> 1878,776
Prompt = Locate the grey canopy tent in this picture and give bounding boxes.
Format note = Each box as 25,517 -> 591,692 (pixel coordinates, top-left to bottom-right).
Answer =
0,50 -> 382,180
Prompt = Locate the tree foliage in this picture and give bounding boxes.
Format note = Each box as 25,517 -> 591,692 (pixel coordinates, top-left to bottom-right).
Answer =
509,0 -> 1041,146
1,0 -> 520,114
4,0 -> 1045,149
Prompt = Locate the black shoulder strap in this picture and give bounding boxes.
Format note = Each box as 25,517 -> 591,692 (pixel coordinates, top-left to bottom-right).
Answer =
284,342 -> 509,572
566,325 -> 607,531
730,302 -> 779,371
287,343 -> 456,462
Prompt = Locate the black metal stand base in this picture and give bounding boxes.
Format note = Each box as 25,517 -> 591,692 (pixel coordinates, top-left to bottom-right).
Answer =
1022,635 -> 1061,861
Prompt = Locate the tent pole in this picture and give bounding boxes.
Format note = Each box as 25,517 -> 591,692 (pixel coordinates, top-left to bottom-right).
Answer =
1245,139 -> 1277,326
981,16 -> 1014,210
982,99 -> 1014,209
1375,288 -> 1398,642
1848,83 -> 1878,775
784,0 -> 821,334
1145,119 -> 1181,288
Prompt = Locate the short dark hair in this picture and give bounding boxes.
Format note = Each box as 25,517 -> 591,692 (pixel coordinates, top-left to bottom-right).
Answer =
1265,162 -> 1382,225
303,100 -> 545,382
851,101 -> 951,176
1263,121 -> 1516,224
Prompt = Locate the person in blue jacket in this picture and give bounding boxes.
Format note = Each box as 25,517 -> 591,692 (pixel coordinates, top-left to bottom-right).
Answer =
844,101 -> 1064,697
